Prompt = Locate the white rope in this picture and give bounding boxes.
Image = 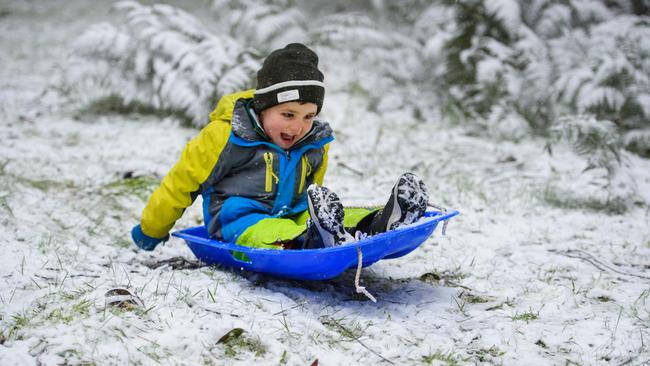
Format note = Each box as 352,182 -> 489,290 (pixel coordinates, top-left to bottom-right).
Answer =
355,247 -> 377,303
350,202 -> 454,303
427,201 -> 450,235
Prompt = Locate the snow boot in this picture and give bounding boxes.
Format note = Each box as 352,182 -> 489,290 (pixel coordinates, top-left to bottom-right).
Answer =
367,172 -> 429,234
305,185 -> 351,248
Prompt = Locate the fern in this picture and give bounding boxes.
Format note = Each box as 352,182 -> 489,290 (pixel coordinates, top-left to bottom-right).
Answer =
225,0 -> 307,52
308,12 -> 426,114
69,1 -> 258,126
209,0 -> 307,53
570,0 -> 613,27
414,3 -> 456,59
415,0 -> 650,141
612,0 -> 650,15
368,0 -> 433,24
531,3 -> 573,39
438,0 -> 517,118
550,115 -> 622,174
309,13 -> 394,49
551,15 -> 650,128
623,129 -> 650,158
312,14 -> 420,84
548,114 -> 636,213
66,0 -> 650,151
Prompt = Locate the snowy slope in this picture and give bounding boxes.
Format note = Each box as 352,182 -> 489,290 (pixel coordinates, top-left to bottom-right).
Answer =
1,1 -> 649,365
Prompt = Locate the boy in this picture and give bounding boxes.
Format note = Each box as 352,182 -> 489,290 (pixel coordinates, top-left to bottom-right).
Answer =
131,43 -> 429,251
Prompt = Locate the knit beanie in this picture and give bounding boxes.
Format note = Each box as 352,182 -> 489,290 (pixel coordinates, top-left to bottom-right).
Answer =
253,43 -> 325,114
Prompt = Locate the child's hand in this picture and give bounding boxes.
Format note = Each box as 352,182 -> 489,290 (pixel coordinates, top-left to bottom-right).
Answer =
131,225 -> 169,251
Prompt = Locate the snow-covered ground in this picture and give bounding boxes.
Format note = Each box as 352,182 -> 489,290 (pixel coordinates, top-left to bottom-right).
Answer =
1,1 -> 649,365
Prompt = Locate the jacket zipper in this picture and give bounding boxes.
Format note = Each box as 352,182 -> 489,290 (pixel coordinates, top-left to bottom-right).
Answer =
298,155 -> 312,194
264,152 -> 279,192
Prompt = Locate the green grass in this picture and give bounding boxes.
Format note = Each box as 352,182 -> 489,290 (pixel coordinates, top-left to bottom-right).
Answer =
279,350 -> 288,364
37,234 -> 55,253
76,94 -> 191,125
0,194 -> 13,218
5,290 -> 98,342
55,348 -> 87,365
21,176 -> 75,192
564,359 -> 583,366
113,238 -> 133,249
72,299 -> 93,316
61,286 -> 94,301
1,160 -> 76,193
46,299 -> 92,325
543,185 -> 628,214
630,288 -> 650,328
537,265 -> 572,284
470,346 -> 505,362
103,175 -> 160,200
206,287 -> 218,303
596,295 -> 613,302
217,329 -> 266,358
458,290 -> 493,304
11,312 -> 31,329
447,174 -> 489,205
7,309 -> 39,340
320,316 -> 370,343
419,267 -> 467,286
422,350 -> 468,365
453,296 -> 468,317
511,308 -> 540,322
277,314 -> 296,340
137,342 -> 168,363
47,308 -> 74,324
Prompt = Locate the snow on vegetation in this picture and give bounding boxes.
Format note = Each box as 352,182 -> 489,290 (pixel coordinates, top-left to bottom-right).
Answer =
1,0 -> 649,365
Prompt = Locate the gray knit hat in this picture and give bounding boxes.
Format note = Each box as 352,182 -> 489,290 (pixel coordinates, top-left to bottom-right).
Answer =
253,43 -> 325,114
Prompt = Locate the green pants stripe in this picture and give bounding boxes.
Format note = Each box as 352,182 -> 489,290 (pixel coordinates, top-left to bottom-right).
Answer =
235,208 -> 377,248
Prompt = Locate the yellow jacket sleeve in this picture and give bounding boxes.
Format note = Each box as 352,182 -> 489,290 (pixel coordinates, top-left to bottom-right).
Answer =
312,144 -> 329,186
140,90 -> 254,238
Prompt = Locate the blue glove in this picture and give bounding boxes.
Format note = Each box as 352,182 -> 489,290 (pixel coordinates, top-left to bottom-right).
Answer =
131,225 -> 168,251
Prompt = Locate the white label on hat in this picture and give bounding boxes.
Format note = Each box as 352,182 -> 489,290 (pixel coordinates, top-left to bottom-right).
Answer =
277,89 -> 300,103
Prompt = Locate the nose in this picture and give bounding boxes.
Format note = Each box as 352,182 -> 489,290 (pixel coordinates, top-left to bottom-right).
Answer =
286,121 -> 302,134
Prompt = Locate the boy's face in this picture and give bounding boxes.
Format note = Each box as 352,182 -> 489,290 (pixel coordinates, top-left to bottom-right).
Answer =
259,102 -> 317,150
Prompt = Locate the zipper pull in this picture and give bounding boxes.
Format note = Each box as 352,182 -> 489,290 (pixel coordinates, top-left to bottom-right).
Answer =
264,152 -> 273,192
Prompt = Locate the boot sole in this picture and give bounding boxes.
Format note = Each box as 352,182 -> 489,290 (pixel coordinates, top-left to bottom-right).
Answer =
307,186 -> 346,247
387,173 -> 428,230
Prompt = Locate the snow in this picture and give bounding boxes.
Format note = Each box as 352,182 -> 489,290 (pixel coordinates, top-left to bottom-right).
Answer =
485,0 -> 522,30
1,1 -> 649,365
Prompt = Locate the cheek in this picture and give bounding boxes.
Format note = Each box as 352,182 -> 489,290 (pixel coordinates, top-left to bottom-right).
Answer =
302,121 -> 314,134
261,116 -> 281,135
262,123 -> 272,135
268,124 -> 283,137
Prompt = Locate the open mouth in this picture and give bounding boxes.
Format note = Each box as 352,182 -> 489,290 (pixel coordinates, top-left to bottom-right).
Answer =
280,133 -> 295,144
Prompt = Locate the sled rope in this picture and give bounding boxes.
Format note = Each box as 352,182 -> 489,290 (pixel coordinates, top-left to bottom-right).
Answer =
428,202 -> 450,235
355,247 -> 377,303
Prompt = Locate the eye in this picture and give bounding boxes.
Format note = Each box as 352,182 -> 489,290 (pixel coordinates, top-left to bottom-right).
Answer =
305,114 -> 315,121
282,112 -> 294,118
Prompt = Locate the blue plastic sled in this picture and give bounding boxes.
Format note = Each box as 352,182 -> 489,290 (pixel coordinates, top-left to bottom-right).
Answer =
172,210 -> 459,280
